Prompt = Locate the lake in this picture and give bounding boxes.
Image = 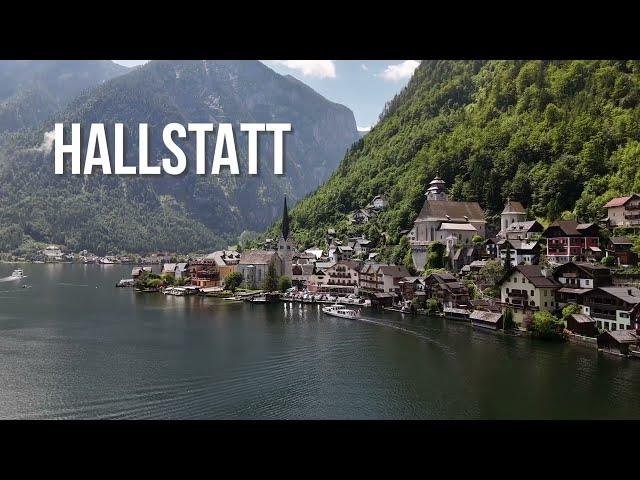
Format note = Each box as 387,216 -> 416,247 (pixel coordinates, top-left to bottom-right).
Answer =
1,263 -> 639,419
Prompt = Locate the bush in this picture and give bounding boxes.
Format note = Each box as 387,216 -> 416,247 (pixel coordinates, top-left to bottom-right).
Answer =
531,311 -> 566,341
601,255 -> 616,267
425,298 -> 440,316
279,275 -> 292,292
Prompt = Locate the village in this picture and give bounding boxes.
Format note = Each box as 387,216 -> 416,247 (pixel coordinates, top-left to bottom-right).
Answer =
12,177 -> 640,359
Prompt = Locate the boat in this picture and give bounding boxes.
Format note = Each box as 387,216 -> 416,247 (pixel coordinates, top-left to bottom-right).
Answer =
322,303 -> 361,320
11,269 -> 26,278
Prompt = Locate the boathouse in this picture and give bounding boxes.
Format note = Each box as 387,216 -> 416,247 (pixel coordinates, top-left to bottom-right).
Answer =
469,310 -> 503,330
597,330 -> 639,356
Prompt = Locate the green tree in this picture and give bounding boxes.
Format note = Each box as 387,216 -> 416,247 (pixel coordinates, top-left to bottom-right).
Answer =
425,298 -> 440,316
279,275 -> 292,292
426,241 -> 446,270
531,311 -> 566,341
263,261 -> 279,292
601,255 -> 616,267
224,271 -> 243,292
503,308 -> 516,330
472,235 -> 483,245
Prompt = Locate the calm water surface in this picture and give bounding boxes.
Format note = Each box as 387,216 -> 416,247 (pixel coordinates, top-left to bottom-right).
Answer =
1,263 -> 639,419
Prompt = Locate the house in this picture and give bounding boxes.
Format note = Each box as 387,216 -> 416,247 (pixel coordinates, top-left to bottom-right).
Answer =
566,313 -> 598,337
131,266 -> 153,279
43,245 -> 64,262
304,247 -> 324,260
348,237 -> 372,257
237,250 -> 282,289
320,260 -> 361,295
350,208 -> 376,225
541,220 -> 601,264
187,259 -> 224,288
411,176 -> 486,271
369,194 -> 388,211
470,310 -> 504,330
205,250 -> 242,267
291,262 -> 315,287
398,276 -> 425,301
606,237 -> 638,266
597,330 -> 639,356
580,286 -> 640,331
161,263 -> 177,275
498,265 -> 560,327
499,198 -> 526,237
603,194 -> 640,228
307,262 -> 334,293
452,245 -> 481,272
483,237 -> 499,259
424,272 -> 470,309
377,265 -> 411,294
504,220 -> 544,240
553,261 -> 612,308
496,239 -> 541,267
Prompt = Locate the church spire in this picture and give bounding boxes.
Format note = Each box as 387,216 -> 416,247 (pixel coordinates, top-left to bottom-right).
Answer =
281,196 -> 290,240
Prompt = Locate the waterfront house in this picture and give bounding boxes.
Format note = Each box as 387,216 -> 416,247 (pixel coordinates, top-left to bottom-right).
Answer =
505,220 -> 544,240
553,261 -> 612,308
161,263 -> 177,275
606,237 -> 638,266
496,239 -> 541,267
499,198 -> 526,238
205,250 -> 241,267
291,262 -> 315,287
541,220 -> 601,264
410,176 -> 486,271
498,265 -> 560,327
132,266 -> 153,279
603,194 -> 640,228
424,272 -> 470,309
566,313 -> 598,337
187,259 -> 223,288
320,260 -> 361,295
377,265 -> 411,294
470,310 -> 504,330
579,286 -> 640,331
237,250 -> 282,289
597,329 -> 639,356
43,245 -> 64,262
398,276 -> 426,301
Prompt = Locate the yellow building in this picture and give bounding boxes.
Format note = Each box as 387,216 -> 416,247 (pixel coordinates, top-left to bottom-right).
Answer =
498,265 -> 560,326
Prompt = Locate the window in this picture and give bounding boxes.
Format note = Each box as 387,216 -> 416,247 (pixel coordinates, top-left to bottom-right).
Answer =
605,322 -> 610,330
611,323 -> 617,331
544,302 -> 547,307
530,290 -> 534,296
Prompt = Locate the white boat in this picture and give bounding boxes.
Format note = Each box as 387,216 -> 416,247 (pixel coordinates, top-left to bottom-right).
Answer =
322,304 -> 361,320
11,269 -> 25,278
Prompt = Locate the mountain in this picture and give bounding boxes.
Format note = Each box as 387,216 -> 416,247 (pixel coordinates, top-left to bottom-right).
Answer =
0,60 -> 359,255
275,60 -> 640,254
0,60 -> 128,135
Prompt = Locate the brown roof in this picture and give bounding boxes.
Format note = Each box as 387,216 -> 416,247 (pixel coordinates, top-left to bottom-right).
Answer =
569,313 -> 595,324
378,265 -> 410,277
500,265 -> 559,288
543,220 -> 598,237
599,330 -> 638,344
502,199 -> 525,214
470,310 -> 503,323
604,195 -> 640,208
416,200 -> 485,223
609,236 -> 633,245
238,250 -> 279,265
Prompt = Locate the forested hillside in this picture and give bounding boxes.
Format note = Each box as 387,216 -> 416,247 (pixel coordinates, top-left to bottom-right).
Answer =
0,60 -> 128,135
275,60 -> 640,249
0,60 -> 359,255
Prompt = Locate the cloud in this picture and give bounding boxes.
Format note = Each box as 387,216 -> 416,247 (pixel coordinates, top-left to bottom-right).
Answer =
360,64 -> 369,71
357,126 -> 371,132
272,60 -> 336,79
378,60 -> 420,81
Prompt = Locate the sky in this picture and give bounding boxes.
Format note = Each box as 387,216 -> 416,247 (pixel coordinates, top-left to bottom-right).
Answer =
112,60 -> 419,130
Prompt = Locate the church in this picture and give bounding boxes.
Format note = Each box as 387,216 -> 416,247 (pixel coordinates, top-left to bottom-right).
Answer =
410,176 -> 486,271
277,196 -> 295,277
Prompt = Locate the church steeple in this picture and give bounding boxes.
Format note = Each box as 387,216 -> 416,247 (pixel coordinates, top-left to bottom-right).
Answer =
281,196 -> 290,240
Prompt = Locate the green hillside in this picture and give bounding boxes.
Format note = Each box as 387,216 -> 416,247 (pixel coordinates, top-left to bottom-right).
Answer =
275,60 -> 640,251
